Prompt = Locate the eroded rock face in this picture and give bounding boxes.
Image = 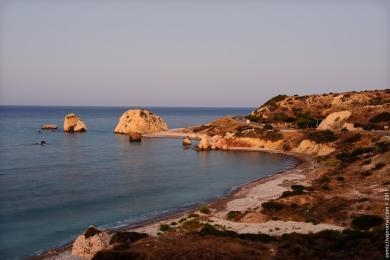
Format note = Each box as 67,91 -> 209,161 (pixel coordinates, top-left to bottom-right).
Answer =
64,114 -> 87,132
114,109 -> 168,135
318,111 -> 352,130
71,226 -> 111,259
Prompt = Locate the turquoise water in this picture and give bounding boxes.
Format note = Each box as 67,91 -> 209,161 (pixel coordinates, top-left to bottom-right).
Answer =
0,106 -> 296,259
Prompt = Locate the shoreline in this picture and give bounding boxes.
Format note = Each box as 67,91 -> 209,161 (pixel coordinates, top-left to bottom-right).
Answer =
38,132 -> 340,260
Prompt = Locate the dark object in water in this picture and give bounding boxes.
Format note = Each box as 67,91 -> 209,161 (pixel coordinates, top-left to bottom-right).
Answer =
40,141 -> 47,146
129,132 -> 142,142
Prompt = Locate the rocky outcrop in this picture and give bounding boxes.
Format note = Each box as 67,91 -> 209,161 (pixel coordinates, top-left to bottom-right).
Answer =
114,109 -> 168,135
317,111 -> 353,130
295,139 -> 335,156
64,114 -> 87,132
71,226 -> 111,259
41,124 -> 58,130
129,132 -> 142,142
198,136 -> 211,150
183,137 -> 192,146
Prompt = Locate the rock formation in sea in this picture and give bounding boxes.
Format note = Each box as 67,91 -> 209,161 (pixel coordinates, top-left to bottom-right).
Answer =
63,113 -> 87,132
114,109 -> 168,135
41,124 -> 58,130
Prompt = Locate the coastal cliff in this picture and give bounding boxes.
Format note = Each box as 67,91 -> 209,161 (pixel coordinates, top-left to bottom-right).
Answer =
67,89 -> 389,260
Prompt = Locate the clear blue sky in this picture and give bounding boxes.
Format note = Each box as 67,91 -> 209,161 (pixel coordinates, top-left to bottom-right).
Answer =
0,0 -> 389,107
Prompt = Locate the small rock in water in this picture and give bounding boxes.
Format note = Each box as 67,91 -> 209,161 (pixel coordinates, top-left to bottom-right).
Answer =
40,141 -> 47,146
41,124 -> 58,130
182,137 -> 192,146
129,132 -> 142,142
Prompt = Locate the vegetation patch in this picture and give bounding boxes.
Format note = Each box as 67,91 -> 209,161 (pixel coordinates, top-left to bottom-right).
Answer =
160,224 -> 171,232
281,185 -> 311,197
262,201 -> 284,211
306,130 -> 337,143
198,205 -> 211,214
110,232 -> 148,244
352,215 -> 383,230
199,224 -> 274,243
369,112 -> 390,123
182,219 -> 203,231
227,211 -> 241,220
261,94 -> 288,108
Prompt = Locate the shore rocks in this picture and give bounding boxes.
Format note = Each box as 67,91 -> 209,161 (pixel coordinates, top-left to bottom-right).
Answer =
114,109 -> 168,135
72,226 -> 111,259
64,114 -> 87,132
318,111 -> 353,130
183,137 -> 192,146
129,132 -> 142,142
198,136 -> 211,150
41,124 -> 58,130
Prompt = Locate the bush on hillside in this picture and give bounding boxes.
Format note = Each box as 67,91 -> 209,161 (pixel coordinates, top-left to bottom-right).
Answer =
352,215 -> 383,230
306,130 -> 337,143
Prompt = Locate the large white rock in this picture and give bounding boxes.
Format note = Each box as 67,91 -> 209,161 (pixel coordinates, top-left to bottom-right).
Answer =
295,139 -> 335,156
71,227 -> 111,259
64,114 -> 87,132
318,111 -> 352,130
114,109 -> 168,134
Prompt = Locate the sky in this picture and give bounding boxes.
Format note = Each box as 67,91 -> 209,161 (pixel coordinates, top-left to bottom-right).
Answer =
0,0 -> 389,107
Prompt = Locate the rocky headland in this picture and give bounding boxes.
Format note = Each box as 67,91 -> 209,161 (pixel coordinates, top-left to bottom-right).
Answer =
43,89 -> 389,260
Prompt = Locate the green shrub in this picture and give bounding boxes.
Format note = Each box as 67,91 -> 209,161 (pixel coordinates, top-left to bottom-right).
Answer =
227,211 -> 241,220
296,113 -> 319,129
352,215 -> 383,230
110,232 -> 148,244
263,123 -> 273,130
245,114 -> 258,122
282,143 -> 291,151
374,162 -> 385,170
369,112 -> 390,123
351,147 -> 375,156
182,219 -> 203,230
375,142 -> 389,153
262,201 -> 284,211
262,94 -> 288,108
199,224 -> 274,243
336,176 -> 345,181
198,205 -> 211,214
306,130 -> 337,143
188,213 -> 199,218
321,185 -> 330,190
263,131 -> 283,141
160,224 -> 171,232
178,217 -> 187,223
318,176 -> 330,183
170,222 -> 177,226
343,133 -> 361,143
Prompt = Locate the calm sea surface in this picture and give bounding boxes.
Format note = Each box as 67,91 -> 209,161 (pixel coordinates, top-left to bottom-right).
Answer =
0,106 -> 296,259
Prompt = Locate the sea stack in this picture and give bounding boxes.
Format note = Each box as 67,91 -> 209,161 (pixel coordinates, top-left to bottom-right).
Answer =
64,113 -> 87,132
114,109 -> 168,135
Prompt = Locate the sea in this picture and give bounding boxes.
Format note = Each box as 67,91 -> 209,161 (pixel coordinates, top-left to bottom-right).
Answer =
0,106 -> 296,259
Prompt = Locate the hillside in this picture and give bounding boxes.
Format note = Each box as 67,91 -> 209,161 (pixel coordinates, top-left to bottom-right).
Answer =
64,89 -> 389,260
249,89 -> 390,130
